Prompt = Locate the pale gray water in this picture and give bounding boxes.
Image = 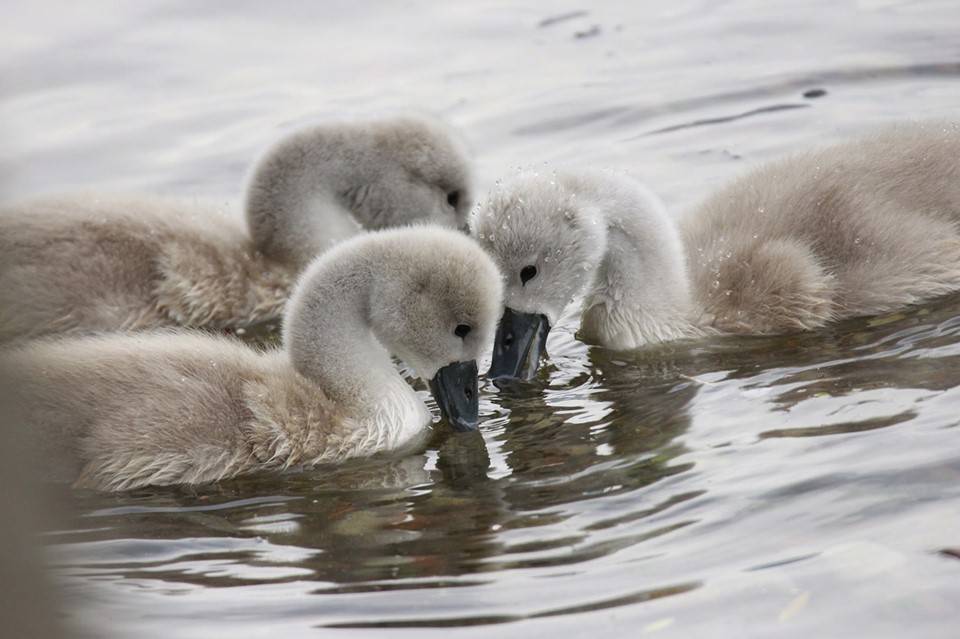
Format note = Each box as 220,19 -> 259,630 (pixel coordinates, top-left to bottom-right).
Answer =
4,1 -> 960,637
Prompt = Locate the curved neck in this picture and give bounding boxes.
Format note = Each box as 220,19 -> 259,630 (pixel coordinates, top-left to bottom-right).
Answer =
283,252 -> 428,443
580,185 -> 701,348
245,161 -> 362,270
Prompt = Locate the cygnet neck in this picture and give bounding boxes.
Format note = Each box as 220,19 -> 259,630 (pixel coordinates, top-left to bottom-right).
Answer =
245,141 -> 363,269
283,246 -> 425,432
577,178 -> 702,348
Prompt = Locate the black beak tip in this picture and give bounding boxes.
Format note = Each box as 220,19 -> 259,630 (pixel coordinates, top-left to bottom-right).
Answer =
430,360 -> 480,433
488,308 -> 551,382
488,374 -> 519,388
449,415 -> 479,432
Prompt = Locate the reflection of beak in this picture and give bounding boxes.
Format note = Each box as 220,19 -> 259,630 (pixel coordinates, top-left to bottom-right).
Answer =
487,307 -> 551,381
429,360 -> 479,432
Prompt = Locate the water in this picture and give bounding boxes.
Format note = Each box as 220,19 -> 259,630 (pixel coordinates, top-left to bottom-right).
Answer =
4,1 -> 960,637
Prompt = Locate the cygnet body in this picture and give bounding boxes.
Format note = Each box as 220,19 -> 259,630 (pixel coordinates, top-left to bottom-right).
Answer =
474,122 -> 960,378
0,115 -> 473,342
1,228 -> 503,491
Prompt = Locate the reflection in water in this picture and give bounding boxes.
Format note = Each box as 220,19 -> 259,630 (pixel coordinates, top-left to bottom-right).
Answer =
48,273 -> 960,636
45,266 -> 960,636
8,0 -> 960,636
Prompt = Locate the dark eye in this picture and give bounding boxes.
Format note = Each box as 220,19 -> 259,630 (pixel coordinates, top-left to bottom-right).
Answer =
520,265 -> 538,285
447,190 -> 461,209
454,324 -> 471,338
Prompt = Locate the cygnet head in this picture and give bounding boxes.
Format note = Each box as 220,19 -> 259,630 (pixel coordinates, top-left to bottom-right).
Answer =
284,227 -> 503,431
472,172 -> 607,379
247,115 -> 474,266
475,170 -> 688,379
365,230 -> 503,381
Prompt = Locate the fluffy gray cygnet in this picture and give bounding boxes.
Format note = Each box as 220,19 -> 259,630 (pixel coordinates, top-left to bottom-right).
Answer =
1,227 -> 503,491
474,121 -> 960,378
0,115 -> 473,342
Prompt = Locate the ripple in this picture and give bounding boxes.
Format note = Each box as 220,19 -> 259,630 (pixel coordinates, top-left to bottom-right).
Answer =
15,2 -> 960,636
758,411 -> 916,439
646,103 -> 811,135
321,582 -> 700,628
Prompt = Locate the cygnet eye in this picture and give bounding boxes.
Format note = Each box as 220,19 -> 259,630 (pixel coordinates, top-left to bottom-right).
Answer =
520,265 -> 538,285
454,324 -> 471,339
447,190 -> 461,209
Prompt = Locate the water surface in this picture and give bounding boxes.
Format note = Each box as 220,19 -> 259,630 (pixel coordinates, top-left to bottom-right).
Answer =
4,1 -> 960,637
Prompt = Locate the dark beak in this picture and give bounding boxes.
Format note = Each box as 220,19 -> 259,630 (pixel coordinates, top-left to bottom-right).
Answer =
429,360 -> 479,432
487,307 -> 551,381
